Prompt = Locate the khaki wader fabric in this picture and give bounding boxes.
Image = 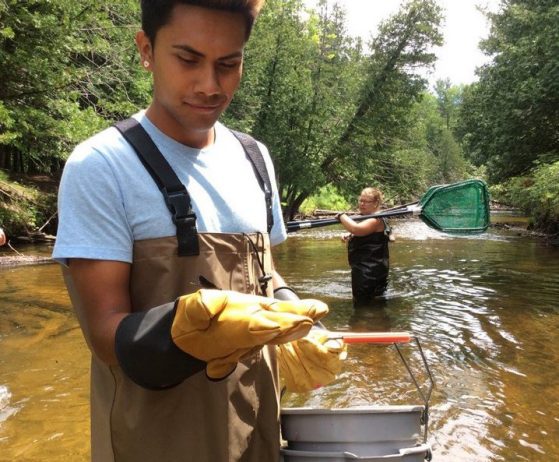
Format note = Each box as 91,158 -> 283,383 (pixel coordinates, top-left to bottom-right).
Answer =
64,233 -> 281,462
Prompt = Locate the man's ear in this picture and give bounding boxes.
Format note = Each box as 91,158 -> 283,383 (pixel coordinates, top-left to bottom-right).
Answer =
135,30 -> 153,68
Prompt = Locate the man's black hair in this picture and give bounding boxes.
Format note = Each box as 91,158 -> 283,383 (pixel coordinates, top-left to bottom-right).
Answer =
140,0 -> 264,45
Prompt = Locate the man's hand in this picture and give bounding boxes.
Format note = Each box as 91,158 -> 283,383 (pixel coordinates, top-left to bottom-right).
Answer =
171,289 -> 329,379
277,329 -> 347,393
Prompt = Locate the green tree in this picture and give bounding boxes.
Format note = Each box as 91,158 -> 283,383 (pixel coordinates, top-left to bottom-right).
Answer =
226,0 -> 363,218
456,0 -> 559,182
321,0 -> 444,202
231,0 -> 444,218
0,0 -> 460,224
418,91 -> 470,183
434,78 -> 463,130
0,0 -> 148,174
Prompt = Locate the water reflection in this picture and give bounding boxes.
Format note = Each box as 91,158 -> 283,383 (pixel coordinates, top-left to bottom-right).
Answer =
1,219 -> 559,461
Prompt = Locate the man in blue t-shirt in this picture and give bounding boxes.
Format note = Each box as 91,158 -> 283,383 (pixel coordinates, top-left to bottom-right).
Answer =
52,2 -> 343,461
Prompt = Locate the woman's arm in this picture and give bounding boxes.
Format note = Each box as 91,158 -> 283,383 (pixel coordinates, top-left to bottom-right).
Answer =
337,213 -> 384,236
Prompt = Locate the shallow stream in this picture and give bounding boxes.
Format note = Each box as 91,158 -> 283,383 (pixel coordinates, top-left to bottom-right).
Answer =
1,217 -> 558,461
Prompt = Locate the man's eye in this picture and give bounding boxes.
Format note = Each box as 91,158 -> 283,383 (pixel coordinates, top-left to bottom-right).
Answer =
220,61 -> 240,69
179,56 -> 197,65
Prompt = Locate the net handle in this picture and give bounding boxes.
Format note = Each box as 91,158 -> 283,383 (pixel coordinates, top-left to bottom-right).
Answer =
286,179 -> 490,234
286,203 -> 420,233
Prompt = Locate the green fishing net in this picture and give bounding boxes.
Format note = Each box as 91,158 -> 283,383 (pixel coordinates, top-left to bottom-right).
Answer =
418,179 -> 490,234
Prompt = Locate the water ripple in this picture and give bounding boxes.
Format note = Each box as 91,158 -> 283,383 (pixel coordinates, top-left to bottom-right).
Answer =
0,385 -> 19,424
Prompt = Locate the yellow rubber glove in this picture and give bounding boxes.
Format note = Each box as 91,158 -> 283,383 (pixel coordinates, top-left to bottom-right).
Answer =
277,329 -> 347,393
171,289 -> 329,379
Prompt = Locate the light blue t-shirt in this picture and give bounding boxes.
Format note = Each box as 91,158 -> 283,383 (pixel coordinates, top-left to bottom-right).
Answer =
53,112 -> 287,264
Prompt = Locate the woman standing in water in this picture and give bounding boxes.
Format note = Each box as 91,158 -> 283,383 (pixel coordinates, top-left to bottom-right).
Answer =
337,187 -> 393,307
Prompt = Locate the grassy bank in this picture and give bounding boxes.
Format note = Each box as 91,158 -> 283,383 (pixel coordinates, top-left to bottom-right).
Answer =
489,162 -> 559,236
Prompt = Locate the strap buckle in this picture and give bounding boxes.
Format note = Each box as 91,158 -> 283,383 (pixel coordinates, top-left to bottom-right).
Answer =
164,188 -> 199,256
165,188 -> 192,221
258,273 -> 273,293
174,213 -> 197,229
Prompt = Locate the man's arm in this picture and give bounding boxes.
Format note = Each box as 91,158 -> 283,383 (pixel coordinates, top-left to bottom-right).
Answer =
272,269 -> 287,291
68,259 -> 132,365
271,268 -> 301,301
67,258 -> 209,389
67,259 -> 326,389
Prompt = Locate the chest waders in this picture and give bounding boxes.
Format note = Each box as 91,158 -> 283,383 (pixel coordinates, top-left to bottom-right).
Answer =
63,119 -> 281,462
348,219 -> 391,307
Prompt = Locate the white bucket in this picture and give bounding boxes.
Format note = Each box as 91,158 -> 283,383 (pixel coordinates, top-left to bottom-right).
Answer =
281,405 -> 425,456
280,443 -> 432,461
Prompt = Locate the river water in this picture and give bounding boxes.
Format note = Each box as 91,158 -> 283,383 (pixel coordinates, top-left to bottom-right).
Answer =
1,217 -> 558,461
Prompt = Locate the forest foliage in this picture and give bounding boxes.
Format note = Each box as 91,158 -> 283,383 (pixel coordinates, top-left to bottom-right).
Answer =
0,0 -> 557,233
456,0 -> 559,233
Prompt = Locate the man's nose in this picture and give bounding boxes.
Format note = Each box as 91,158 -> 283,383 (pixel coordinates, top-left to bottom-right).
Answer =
194,64 -> 221,97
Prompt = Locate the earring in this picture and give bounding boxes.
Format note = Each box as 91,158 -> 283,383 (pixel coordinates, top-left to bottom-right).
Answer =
143,60 -> 150,68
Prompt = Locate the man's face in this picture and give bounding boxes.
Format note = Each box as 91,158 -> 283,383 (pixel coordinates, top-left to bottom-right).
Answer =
137,5 -> 246,147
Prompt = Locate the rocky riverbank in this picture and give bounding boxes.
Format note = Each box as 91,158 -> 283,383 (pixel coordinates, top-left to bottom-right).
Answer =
0,254 -> 53,266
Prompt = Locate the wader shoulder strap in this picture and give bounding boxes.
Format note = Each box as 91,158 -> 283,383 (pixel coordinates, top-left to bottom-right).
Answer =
382,218 -> 392,237
230,130 -> 274,234
114,118 -> 199,257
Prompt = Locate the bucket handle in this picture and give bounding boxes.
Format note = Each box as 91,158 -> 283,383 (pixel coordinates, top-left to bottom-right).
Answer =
327,331 -> 435,446
395,336 -> 434,447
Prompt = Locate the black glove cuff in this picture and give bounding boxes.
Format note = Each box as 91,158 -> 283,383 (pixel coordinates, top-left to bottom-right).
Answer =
115,302 -> 206,390
273,286 -> 300,301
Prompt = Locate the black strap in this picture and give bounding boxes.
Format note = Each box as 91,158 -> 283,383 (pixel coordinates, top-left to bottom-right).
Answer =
114,118 -> 199,256
230,130 -> 274,233
114,119 -> 275,254
382,218 -> 392,237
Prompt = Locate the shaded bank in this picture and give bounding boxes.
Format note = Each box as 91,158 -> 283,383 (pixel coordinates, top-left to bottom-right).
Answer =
1,174 -> 557,248
0,173 -> 58,243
